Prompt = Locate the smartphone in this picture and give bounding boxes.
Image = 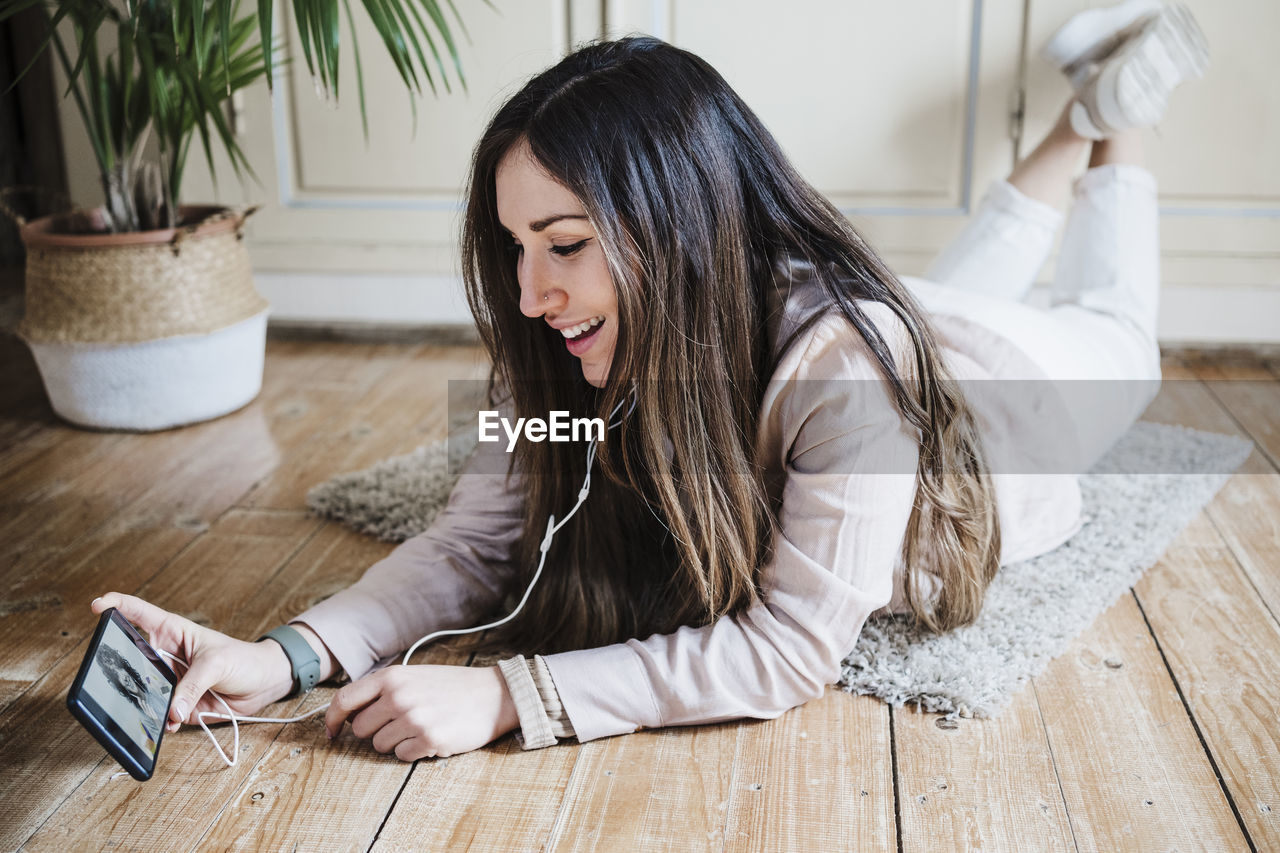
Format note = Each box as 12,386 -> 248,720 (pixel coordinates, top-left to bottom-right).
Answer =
66,608 -> 178,781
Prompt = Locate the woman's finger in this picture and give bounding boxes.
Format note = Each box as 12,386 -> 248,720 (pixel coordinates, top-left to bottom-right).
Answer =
91,592 -> 178,638
168,652 -> 224,727
349,699 -> 398,741
325,676 -> 384,738
369,715 -> 416,754
394,737 -> 433,762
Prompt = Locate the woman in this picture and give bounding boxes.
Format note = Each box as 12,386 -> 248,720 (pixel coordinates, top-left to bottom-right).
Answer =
92,2 -> 1208,761
98,645 -> 165,731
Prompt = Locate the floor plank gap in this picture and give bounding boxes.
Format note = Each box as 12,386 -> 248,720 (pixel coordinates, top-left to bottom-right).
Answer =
888,705 -> 904,853
1031,678 -> 1082,853
1128,590 -> 1259,853
367,762 -> 421,853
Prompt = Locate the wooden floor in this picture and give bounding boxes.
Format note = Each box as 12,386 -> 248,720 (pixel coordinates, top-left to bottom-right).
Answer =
1,335 -> 1277,852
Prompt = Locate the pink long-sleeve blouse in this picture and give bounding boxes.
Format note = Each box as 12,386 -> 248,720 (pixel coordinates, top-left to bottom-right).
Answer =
291,256 -> 1083,748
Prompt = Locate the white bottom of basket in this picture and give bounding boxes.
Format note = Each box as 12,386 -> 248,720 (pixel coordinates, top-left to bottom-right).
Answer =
27,309 -> 270,431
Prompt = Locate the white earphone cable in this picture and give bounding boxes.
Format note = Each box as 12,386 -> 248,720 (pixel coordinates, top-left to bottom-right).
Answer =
160,387 -> 636,767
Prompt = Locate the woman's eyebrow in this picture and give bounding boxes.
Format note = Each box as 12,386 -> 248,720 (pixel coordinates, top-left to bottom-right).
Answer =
528,213 -> 589,232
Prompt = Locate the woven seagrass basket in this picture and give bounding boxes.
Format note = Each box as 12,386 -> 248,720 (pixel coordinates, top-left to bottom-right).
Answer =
14,204 -> 270,431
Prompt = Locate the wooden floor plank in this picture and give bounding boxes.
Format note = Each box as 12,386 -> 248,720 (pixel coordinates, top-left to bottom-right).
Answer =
3,338 -> 471,845
1138,368 -> 1280,629
542,723 -> 740,852
894,689 -> 1074,853
0,406 -> 287,695
0,340 -> 339,588
0,340 -> 321,506
0,412 -> 61,479
369,731 -> 580,852
240,345 -> 487,510
878,356 -> 1220,853
0,419 -> 322,700
187,524 -> 479,853
1032,595 -> 1247,851
6,509 -> 322,852
1204,461 -> 1280,625
0,338 -> 401,509
1139,365 -> 1242,435
1132,359 -> 1280,846
14,338 -> 488,852
0,417 -> 97,496
1135,512 -> 1280,848
1189,362 -> 1280,471
724,690 -> 894,853
4,342 -> 1275,851
0,341 -> 420,706
375,668 -> 894,853
0,426 -> 131,567
15,513 -> 453,852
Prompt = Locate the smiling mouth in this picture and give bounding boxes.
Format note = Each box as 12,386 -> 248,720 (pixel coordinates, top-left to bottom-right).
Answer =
560,315 -> 605,340
564,317 -> 605,355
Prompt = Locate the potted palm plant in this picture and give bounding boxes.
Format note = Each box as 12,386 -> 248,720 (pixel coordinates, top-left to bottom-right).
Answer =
0,0 -> 471,430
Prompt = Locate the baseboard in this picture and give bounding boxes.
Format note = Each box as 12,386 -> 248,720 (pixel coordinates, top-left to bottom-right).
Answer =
267,319 -> 480,346
257,272 -> 1280,347
1024,283 -> 1280,344
1159,288 -> 1280,344
255,271 -> 477,326
5,272 -> 1274,347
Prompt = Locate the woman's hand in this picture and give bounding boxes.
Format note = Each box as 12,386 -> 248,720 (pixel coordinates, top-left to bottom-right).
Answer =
91,592 -> 296,733
325,664 -> 520,761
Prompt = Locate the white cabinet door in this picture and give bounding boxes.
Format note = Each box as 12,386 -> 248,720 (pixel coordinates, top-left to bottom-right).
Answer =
606,0 -> 1027,278
1022,0 -> 1280,342
46,0 -> 1043,325
53,0 -> 1278,339
232,0 -> 570,247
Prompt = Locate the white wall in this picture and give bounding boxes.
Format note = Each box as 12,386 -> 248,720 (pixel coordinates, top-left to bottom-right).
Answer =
55,0 -> 1280,343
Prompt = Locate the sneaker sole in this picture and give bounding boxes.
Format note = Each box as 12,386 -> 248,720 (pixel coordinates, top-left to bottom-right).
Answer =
1078,3 -> 1210,137
1156,3 -> 1210,79
1039,0 -> 1165,72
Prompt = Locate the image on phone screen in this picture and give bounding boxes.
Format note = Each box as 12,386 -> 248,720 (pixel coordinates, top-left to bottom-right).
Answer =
79,616 -> 173,759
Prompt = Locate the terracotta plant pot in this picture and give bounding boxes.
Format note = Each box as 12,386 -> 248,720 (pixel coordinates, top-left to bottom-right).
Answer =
17,205 -> 270,431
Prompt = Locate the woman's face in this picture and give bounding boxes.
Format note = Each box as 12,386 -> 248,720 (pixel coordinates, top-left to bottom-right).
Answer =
495,140 -> 618,388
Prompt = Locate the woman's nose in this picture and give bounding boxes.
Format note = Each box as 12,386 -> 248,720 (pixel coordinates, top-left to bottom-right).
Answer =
518,253 -> 565,318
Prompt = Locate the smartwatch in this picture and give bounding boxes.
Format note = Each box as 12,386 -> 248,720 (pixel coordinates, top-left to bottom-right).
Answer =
258,625 -> 322,696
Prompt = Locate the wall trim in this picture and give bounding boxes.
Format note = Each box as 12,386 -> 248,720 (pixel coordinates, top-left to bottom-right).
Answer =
256,271 -> 1280,344
256,271 -> 476,325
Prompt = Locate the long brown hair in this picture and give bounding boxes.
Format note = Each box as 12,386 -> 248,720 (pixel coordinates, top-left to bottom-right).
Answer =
459,37 -> 999,657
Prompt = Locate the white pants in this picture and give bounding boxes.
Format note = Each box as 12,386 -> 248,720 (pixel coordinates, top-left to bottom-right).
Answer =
902,163 -> 1163,471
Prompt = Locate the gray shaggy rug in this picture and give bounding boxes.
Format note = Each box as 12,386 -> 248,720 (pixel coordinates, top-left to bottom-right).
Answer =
306,420 -> 1252,719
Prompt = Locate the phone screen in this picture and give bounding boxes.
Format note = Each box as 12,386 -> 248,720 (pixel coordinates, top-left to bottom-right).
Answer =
79,616 -> 173,759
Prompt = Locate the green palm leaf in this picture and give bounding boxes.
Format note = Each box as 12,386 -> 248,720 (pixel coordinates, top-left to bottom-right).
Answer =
0,0 -> 485,231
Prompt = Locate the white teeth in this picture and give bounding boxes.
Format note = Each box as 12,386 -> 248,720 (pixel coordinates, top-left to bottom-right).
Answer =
560,315 -> 605,338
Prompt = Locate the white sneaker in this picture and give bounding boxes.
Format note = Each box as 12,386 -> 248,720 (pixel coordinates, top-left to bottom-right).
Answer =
1068,3 -> 1210,139
1040,0 -> 1165,91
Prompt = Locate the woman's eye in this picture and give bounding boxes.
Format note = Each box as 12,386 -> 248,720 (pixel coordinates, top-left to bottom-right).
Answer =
550,239 -> 588,257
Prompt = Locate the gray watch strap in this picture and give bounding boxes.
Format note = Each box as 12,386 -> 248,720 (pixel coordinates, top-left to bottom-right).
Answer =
258,625 -> 322,695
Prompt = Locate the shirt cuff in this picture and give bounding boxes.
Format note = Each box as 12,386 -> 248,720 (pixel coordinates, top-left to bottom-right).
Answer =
497,655 -> 575,749
531,654 -> 576,738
